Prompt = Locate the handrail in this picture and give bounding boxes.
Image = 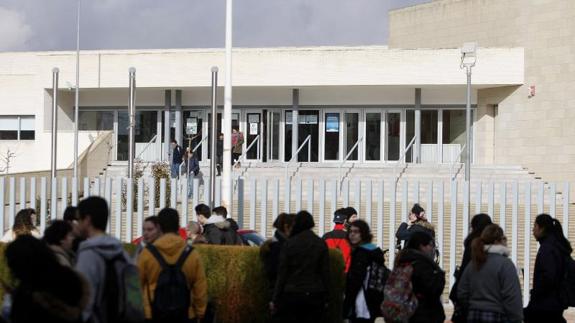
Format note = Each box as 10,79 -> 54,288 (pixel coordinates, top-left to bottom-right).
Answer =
338,136 -> 364,188
233,135 -> 260,169
393,136 -> 417,182
284,135 -> 312,179
182,135 -> 209,178
450,143 -> 467,181
135,134 -> 158,160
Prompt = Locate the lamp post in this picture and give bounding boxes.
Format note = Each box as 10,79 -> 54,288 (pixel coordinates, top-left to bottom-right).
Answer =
73,0 -> 81,181
128,67 -> 136,178
210,67 -> 219,209
221,0 -> 233,211
51,68 -> 59,180
461,42 -> 477,217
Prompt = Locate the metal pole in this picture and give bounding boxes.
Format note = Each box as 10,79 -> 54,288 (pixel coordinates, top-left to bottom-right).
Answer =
221,0 -> 233,210
292,89 -> 299,162
128,67 -> 136,178
51,68 -> 59,179
73,0 -> 81,180
210,67 -> 219,209
465,66 -> 471,183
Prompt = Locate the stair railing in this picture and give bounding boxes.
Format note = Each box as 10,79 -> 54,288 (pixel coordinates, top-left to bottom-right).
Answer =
284,135 -> 312,180
393,136 -> 417,184
338,136 -> 363,192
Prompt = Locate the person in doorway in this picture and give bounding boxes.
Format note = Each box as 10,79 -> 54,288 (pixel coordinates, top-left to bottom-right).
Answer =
524,214 -> 573,323
232,128 -> 244,168
75,196 -> 134,323
216,133 -> 223,176
450,213 -> 493,322
43,220 -> 76,267
171,139 -> 184,178
395,203 -> 435,249
343,220 -> 387,323
457,224 -> 523,323
138,208 -> 208,323
394,231 -> 445,323
322,208 -> 352,273
1,208 -> 41,243
134,216 -> 161,261
271,211 -> 330,323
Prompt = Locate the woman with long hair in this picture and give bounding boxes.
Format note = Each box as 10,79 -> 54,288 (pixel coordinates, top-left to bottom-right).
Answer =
524,214 -> 573,323
395,203 -> 435,248
457,224 -> 522,323
1,208 -> 40,243
450,213 -> 493,322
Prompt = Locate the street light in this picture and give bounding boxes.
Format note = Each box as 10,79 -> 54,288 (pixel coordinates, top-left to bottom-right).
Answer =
460,42 -> 477,184
222,0 -> 233,211
73,0 -> 81,190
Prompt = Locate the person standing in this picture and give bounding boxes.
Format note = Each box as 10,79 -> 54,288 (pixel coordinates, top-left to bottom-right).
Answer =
187,221 -> 208,245
185,149 -> 200,198
1,208 -> 41,243
450,213 -> 493,322
322,208 -> 352,273
195,204 -> 242,245
524,214 -> 573,323
75,197 -> 138,323
395,203 -> 435,249
43,220 -> 77,267
457,224 -> 523,323
133,216 -> 161,261
171,139 -> 184,178
343,220 -> 387,323
232,128 -> 244,167
63,206 -> 85,253
393,231 -> 445,323
138,208 -> 207,323
271,211 -> 331,323
216,133 -> 223,176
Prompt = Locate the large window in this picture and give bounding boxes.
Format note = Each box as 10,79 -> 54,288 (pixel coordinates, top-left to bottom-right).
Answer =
79,111 -> 114,130
0,116 -> 35,140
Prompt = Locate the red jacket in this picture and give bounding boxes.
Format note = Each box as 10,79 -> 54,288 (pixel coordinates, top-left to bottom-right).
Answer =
322,224 -> 352,272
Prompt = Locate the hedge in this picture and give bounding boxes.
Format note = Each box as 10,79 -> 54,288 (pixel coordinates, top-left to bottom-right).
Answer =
0,243 -> 345,323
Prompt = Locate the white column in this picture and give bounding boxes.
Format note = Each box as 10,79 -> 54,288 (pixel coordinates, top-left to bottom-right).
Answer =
221,0 -> 234,210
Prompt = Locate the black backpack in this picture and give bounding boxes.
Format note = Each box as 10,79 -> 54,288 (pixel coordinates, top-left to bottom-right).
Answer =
146,244 -> 194,322
559,255 -> 575,307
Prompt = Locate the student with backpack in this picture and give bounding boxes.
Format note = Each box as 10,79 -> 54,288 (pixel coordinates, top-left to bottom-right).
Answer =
524,214 -> 573,323
322,208 -> 352,273
343,220 -> 388,323
138,208 -> 208,323
382,231 -> 445,323
75,196 -> 145,323
457,224 -> 523,323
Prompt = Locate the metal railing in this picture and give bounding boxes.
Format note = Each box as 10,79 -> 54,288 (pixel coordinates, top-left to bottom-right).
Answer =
450,143 -> 467,181
393,136 -> 417,182
181,135 -> 209,178
284,135 -> 312,179
338,136 -> 363,189
233,135 -> 260,169
135,134 -> 158,160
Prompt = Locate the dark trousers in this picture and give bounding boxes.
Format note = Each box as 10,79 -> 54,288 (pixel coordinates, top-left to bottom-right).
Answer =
276,292 -> 325,323
524,308 -> 566,323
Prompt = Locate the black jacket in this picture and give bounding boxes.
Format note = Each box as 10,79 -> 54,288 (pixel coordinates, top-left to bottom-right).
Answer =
397,249 -> 446,323
343,244 -> 386,319
273,230 -> 330,303
396,221 -> 435,247
260,231 -> 288,293
203,220 -> 243,246
528,234 -> 570,311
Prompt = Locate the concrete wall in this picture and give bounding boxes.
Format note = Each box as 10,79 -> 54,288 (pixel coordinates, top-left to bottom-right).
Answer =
389,0 -> 575,182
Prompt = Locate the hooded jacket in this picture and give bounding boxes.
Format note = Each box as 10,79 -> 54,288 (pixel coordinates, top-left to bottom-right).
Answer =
137,233 -> 208,320
203,215 -> 242,245
397,248 -> 445,323
11,266 -> 90,323
343,243 -> 386,320
75,234 -> 131,323
322,224 -> 352,272
457,245 -> 523,323
528,234 -> 571,311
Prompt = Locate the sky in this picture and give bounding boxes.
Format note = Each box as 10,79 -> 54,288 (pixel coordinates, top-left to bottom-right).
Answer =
0,0 -> 430,52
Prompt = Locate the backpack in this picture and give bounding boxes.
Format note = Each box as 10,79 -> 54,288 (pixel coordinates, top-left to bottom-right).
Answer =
146,244 -> 194,322
100,254 -> 146,323
559,255 -> 575,307
381,262 -> 418,323
364,260 -> 391,311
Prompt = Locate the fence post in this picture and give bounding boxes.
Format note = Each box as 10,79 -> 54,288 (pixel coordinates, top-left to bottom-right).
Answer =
354,179 -> 361,217
137,178 -> 144,237
50,178 -> 58,221
249,178 -> 256,230
463,181 -> 470,238
0,178 -> 5,236
438,181 -> 444,268
84,177 -> 90,197
500,182 -> 507,231
193,178 -> 200,213
377,180 -> 384,248
8,177 -> 15,227
524,182 -> 532,305
389,180 -> 397,267
72,177 -> 78,206
30,177 -> 36,211
475,181 -> 482,214
342,179 -> 349,207
307,180 -> 314,214
181,179 -> 188,228
115,177 -> 122,241
261,179 -> 268,237
331,179 -> 337,216
319,179 -> 326,237
401,179 -> 408,224
365,180 -> 372,226
295,178 -> 302,212
148,177 -> 156,218
563,182 -> 570,238
237,178 -> 245,229
19,177 -> 26,210
170,178 -> 177,209
272,179 -> 279,225
413,180 -> 420,205
449,180 -> 458,290
284,178 -> 291,213
549,183 -> 556,218
537,181 -> 544,215
159,178 -> 166,210
105,178 -> 112,235
93,177 -> 100,196
488,182 -> 494,217
126,178 -> 133,243
426,180 -> 433,222
40,177 -> 47,234
61,177 -> 68,217
512,181 -> 518,265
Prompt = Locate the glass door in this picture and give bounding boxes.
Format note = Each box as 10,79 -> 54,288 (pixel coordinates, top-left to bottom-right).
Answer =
118,110 -> 158,161
323,111 -> 341,161
344,111 -> 360,161
268,110 -> 282,161
385,111 -> 401,161
245,111 -> 262,161
297,110 -> 319,162
364,111 -> 382,162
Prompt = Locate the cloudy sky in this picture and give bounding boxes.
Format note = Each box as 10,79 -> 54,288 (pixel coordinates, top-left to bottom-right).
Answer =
0,0 -> 429,51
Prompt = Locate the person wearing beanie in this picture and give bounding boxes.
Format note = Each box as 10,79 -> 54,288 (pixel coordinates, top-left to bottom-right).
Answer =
322,208 -> 352,272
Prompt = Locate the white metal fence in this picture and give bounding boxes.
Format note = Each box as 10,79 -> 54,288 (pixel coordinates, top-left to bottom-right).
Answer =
0,175 -> 572,304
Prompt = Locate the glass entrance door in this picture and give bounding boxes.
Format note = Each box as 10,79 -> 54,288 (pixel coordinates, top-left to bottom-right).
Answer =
385,111 -> 401,161
323,111 -> 341,161
246,112 -> 262,161
365,112 -> 382,161
284,110 -> 319,162
344,112 -> 360,161
268,111 -> 281,161
117,110 -> 158,161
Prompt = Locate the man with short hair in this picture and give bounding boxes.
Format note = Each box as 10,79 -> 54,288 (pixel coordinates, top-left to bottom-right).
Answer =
322,208 -> 352,272
75,196 -> 133,323
196,204 -> 242,245
171,139 -> 184,178
138,208 -> 207,323
134,216 -> 161,260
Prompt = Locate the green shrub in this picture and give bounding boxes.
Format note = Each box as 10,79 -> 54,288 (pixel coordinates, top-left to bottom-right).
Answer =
0,243 -> 345,323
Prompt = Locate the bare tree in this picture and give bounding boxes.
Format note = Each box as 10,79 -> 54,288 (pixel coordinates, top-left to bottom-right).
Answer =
0,149 -> 16,174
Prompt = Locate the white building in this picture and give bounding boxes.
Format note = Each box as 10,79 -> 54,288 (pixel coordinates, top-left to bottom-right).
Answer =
0,46 -> 523,176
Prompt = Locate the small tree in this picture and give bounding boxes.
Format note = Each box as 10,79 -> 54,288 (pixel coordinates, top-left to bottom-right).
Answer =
0,149 -> 16,174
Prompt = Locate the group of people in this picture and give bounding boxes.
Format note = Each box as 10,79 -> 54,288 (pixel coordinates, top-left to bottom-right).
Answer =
170,127 -> 245,179
0,198 -> 572,323
0,197 -> 249,323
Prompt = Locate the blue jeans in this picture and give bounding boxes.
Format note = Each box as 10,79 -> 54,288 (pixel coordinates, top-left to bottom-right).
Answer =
171,163 -> 181,178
